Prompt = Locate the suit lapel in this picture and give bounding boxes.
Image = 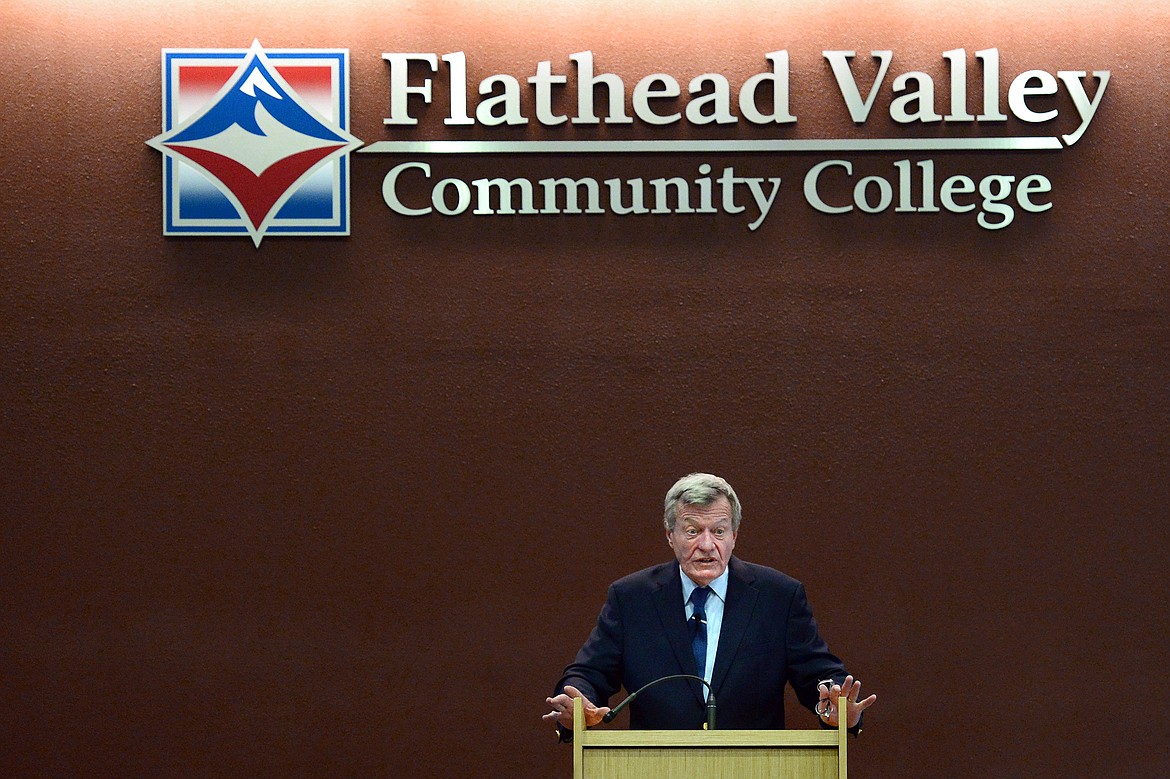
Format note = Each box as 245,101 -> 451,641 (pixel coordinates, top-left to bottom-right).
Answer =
711,557 -> 759,697
650,563 -> 705,704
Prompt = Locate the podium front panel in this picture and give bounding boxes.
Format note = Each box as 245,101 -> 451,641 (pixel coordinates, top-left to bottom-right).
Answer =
582,745 -> 839,779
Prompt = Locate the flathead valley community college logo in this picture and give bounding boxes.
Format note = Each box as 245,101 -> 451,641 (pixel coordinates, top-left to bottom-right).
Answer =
147,40 -> 363,246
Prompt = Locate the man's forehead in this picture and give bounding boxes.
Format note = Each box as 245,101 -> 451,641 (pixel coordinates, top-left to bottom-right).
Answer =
676,500 -> 733,523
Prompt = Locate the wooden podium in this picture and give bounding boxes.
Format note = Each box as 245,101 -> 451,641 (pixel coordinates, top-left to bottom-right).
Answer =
572,695 -> 849,779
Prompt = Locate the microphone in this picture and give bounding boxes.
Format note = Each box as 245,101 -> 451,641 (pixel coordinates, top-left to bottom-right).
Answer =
601,674 -> 717,730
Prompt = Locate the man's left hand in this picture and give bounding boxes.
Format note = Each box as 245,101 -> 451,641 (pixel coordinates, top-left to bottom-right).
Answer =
816,675 -> 876,729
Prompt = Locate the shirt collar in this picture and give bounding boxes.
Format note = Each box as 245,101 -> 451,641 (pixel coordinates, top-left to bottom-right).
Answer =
679,563 -> 730,604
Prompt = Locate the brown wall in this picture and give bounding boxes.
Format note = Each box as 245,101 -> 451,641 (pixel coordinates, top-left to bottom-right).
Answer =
3,1 -> 1168,777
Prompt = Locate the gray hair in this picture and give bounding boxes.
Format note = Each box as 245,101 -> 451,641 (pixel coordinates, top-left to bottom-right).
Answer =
663,473 -> 742,531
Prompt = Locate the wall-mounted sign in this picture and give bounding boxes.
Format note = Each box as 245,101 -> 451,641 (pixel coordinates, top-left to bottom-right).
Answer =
147,43 -> 1110,244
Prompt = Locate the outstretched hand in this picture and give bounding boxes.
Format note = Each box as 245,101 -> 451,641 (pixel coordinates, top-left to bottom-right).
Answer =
816,675 -> 876,729
542,685 -> 611,731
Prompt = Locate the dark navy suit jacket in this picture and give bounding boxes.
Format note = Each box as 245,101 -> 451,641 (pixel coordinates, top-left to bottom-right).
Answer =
556,556 -> 849,731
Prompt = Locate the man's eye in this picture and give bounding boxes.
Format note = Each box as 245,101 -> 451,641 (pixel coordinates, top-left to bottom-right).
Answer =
714,529 -> 725,537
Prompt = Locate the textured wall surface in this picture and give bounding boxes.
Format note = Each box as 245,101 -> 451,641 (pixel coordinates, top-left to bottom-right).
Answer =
2,1 -> 1168,777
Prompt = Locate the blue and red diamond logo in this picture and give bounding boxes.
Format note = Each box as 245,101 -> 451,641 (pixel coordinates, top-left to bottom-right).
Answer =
148,40 -> 363,246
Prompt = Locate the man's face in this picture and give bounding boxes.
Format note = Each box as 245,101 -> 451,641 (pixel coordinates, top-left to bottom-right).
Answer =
667,495 -> 737,587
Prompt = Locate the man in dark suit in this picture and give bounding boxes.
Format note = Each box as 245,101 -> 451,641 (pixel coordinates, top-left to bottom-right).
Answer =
543,473 -> 875,738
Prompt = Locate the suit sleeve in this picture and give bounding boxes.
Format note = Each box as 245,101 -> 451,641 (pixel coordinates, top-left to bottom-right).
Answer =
552,583 -> 626,740
784,582 -> 849,715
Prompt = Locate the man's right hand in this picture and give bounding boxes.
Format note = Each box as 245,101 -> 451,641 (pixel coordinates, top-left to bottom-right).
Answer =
542,685 -> 611,730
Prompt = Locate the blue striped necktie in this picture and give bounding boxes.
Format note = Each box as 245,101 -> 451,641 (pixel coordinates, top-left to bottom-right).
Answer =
689,586 -> 711,677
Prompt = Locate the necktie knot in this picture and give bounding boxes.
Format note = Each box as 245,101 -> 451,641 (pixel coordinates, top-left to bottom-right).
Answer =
690,586 -> 710,612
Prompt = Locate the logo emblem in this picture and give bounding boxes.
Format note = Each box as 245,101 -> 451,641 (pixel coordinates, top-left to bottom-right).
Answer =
147,40 -> 363,246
